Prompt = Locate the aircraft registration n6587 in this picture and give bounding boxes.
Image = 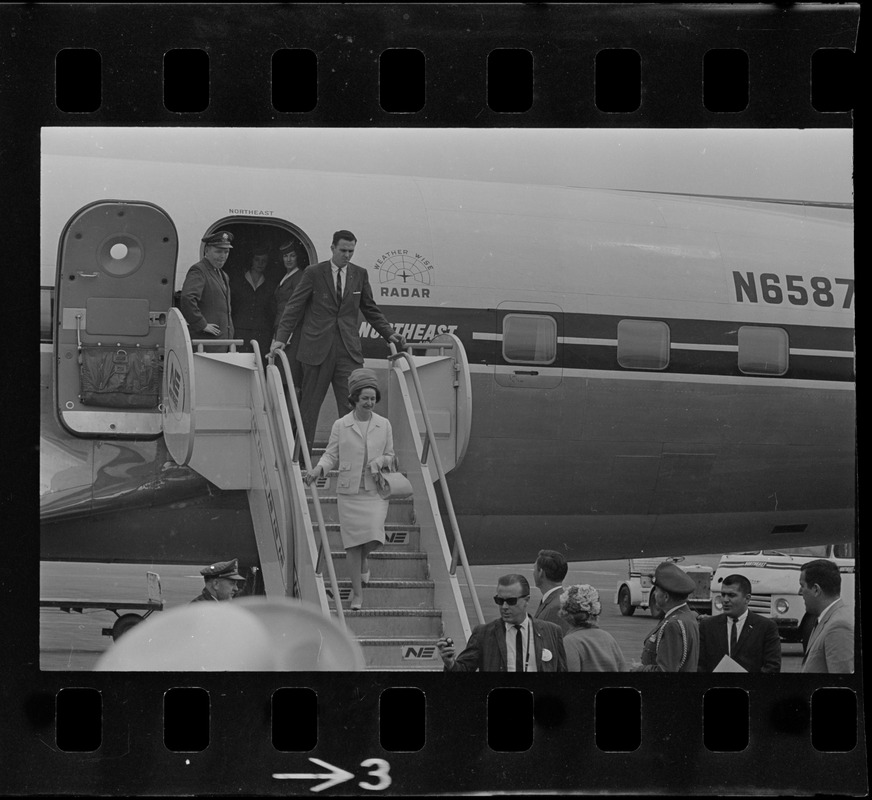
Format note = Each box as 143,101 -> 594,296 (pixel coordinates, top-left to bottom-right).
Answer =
39,128 -> 854,569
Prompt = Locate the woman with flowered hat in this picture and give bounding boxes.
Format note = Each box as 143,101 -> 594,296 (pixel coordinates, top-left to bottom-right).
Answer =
305,368 -> 394,610
559,584 -> 627,671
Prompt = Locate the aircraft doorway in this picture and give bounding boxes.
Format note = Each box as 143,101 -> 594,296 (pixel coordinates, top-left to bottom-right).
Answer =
199,218 -> 316,292
192,218 -> 317,354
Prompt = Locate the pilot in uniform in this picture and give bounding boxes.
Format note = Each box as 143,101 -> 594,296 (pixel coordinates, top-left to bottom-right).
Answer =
190,559 -> 247,603
632,562 -> 701,672
180,231 -> 235,352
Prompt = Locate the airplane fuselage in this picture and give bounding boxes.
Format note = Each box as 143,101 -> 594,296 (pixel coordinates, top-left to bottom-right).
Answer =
40,151 -> 855,566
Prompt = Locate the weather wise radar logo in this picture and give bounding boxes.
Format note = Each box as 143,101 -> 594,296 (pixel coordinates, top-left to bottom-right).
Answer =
373,249 -> 433,298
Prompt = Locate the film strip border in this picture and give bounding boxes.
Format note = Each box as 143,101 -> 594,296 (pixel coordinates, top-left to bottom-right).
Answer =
2,4 -> 858,126
20,679 -> 866,794
2,2 -> 862,796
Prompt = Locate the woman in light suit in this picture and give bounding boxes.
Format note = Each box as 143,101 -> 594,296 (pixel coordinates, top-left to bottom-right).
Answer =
305,368 -> 393,610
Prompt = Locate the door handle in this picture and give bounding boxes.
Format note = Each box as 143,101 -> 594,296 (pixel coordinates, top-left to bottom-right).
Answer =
514,370 -> 539,376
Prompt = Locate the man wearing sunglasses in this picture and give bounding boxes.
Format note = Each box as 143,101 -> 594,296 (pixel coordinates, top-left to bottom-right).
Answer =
436,574 -> 567,672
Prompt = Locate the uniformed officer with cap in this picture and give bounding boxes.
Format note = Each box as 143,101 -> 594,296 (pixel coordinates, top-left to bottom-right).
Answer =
180,231 -> 235,352
631,561 -> 701,672
190,558 -> 247,603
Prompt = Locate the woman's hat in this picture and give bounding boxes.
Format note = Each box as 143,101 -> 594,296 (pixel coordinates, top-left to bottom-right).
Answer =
348,368 -> 379,395
560,584 -> 602,618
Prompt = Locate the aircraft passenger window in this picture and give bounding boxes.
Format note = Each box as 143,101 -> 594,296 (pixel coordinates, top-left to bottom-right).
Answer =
616,319 -> 669,370
737,326 -> 789,376
502,314 -> 557,364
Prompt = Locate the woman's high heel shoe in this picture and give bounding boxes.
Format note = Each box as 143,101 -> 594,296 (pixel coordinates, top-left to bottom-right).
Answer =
361,570 -> 371,585
350,593 -> 363,610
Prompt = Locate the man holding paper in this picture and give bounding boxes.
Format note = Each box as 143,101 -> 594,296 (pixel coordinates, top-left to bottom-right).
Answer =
698,574 -> 782,673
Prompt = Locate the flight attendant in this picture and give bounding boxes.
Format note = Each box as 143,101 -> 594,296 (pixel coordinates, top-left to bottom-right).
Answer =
230,243 -> 276,357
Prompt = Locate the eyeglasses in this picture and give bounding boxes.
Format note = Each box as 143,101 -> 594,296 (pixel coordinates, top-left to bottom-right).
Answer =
493,595 -> 529,606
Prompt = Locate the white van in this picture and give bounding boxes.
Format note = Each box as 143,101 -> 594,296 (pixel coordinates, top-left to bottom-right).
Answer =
709,543 -> 855,643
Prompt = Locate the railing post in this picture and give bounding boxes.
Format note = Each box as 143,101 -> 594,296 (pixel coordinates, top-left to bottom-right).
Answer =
388,344 -> 485,625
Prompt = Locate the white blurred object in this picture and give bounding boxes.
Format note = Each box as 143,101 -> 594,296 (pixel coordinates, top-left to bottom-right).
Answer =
94,597 -> 364,671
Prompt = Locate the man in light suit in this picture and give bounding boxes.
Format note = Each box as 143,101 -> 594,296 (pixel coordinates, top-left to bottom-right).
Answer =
180,230 -> 235,352
799,559 -> 854,673
436,574 -> 567,672
698,574 -> 781,673
532,549 -> 572,634
269,230 -> 405,446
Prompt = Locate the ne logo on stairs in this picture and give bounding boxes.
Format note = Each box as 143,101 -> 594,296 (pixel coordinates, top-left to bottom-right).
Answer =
402,645 -> 439,660
385,531 -> 409,546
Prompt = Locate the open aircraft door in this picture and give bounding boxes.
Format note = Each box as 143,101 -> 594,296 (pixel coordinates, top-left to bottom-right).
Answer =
54,201 -> 178,437
391,333 -> 473,475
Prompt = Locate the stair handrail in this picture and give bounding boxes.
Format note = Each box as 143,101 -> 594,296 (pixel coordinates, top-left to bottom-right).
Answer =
268,347 -> 346,628
388,343 -> 485,625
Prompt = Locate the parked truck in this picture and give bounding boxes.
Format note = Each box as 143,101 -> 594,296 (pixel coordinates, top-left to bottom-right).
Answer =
615,556 -> 713,617
709,543 -> 855,644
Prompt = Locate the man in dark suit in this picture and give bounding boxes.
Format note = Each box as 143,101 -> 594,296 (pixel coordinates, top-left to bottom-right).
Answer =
269,230 -> 405,445
180,230 -> 235,353
698,573 -> 782,673
800,559 -> 854,673
272,239 -> 307,397
532,549 -> 572,634
435,574 -> 567,672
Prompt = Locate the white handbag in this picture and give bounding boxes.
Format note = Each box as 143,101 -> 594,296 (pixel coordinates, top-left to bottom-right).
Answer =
374,457 -> 414,500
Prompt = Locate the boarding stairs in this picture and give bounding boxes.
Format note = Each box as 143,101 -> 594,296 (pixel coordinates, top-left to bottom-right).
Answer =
160,308 -> 483,670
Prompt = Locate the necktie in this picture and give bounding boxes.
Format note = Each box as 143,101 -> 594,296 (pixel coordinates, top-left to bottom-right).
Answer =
729,617 -> 737,656
514,624 -> 524,673
336,266 -> 343,303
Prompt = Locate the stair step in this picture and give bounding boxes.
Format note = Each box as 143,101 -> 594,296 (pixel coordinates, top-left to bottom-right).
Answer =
357,637 -> 446,669
330,551 -> 429,581
336,608 -> 444,637
327,580 -> 435,608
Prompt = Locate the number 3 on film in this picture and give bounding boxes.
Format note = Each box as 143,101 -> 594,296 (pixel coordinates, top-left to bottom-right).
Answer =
272,757 -> 391,792
359,758 -> 392,791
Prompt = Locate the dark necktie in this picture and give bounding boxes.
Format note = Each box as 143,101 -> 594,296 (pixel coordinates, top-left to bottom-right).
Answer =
514,624 -> 524,673
729,617 -> 738,656
336,266 -> 343,303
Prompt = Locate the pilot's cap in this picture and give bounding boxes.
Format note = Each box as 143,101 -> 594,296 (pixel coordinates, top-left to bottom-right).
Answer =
200,559 -> 245,581
651,562 -> 696,596
202,231 -> 234,248
279,239 -> 297,254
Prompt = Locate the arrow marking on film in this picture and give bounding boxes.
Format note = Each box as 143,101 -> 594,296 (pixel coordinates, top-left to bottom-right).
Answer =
272,758 -> 355,792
